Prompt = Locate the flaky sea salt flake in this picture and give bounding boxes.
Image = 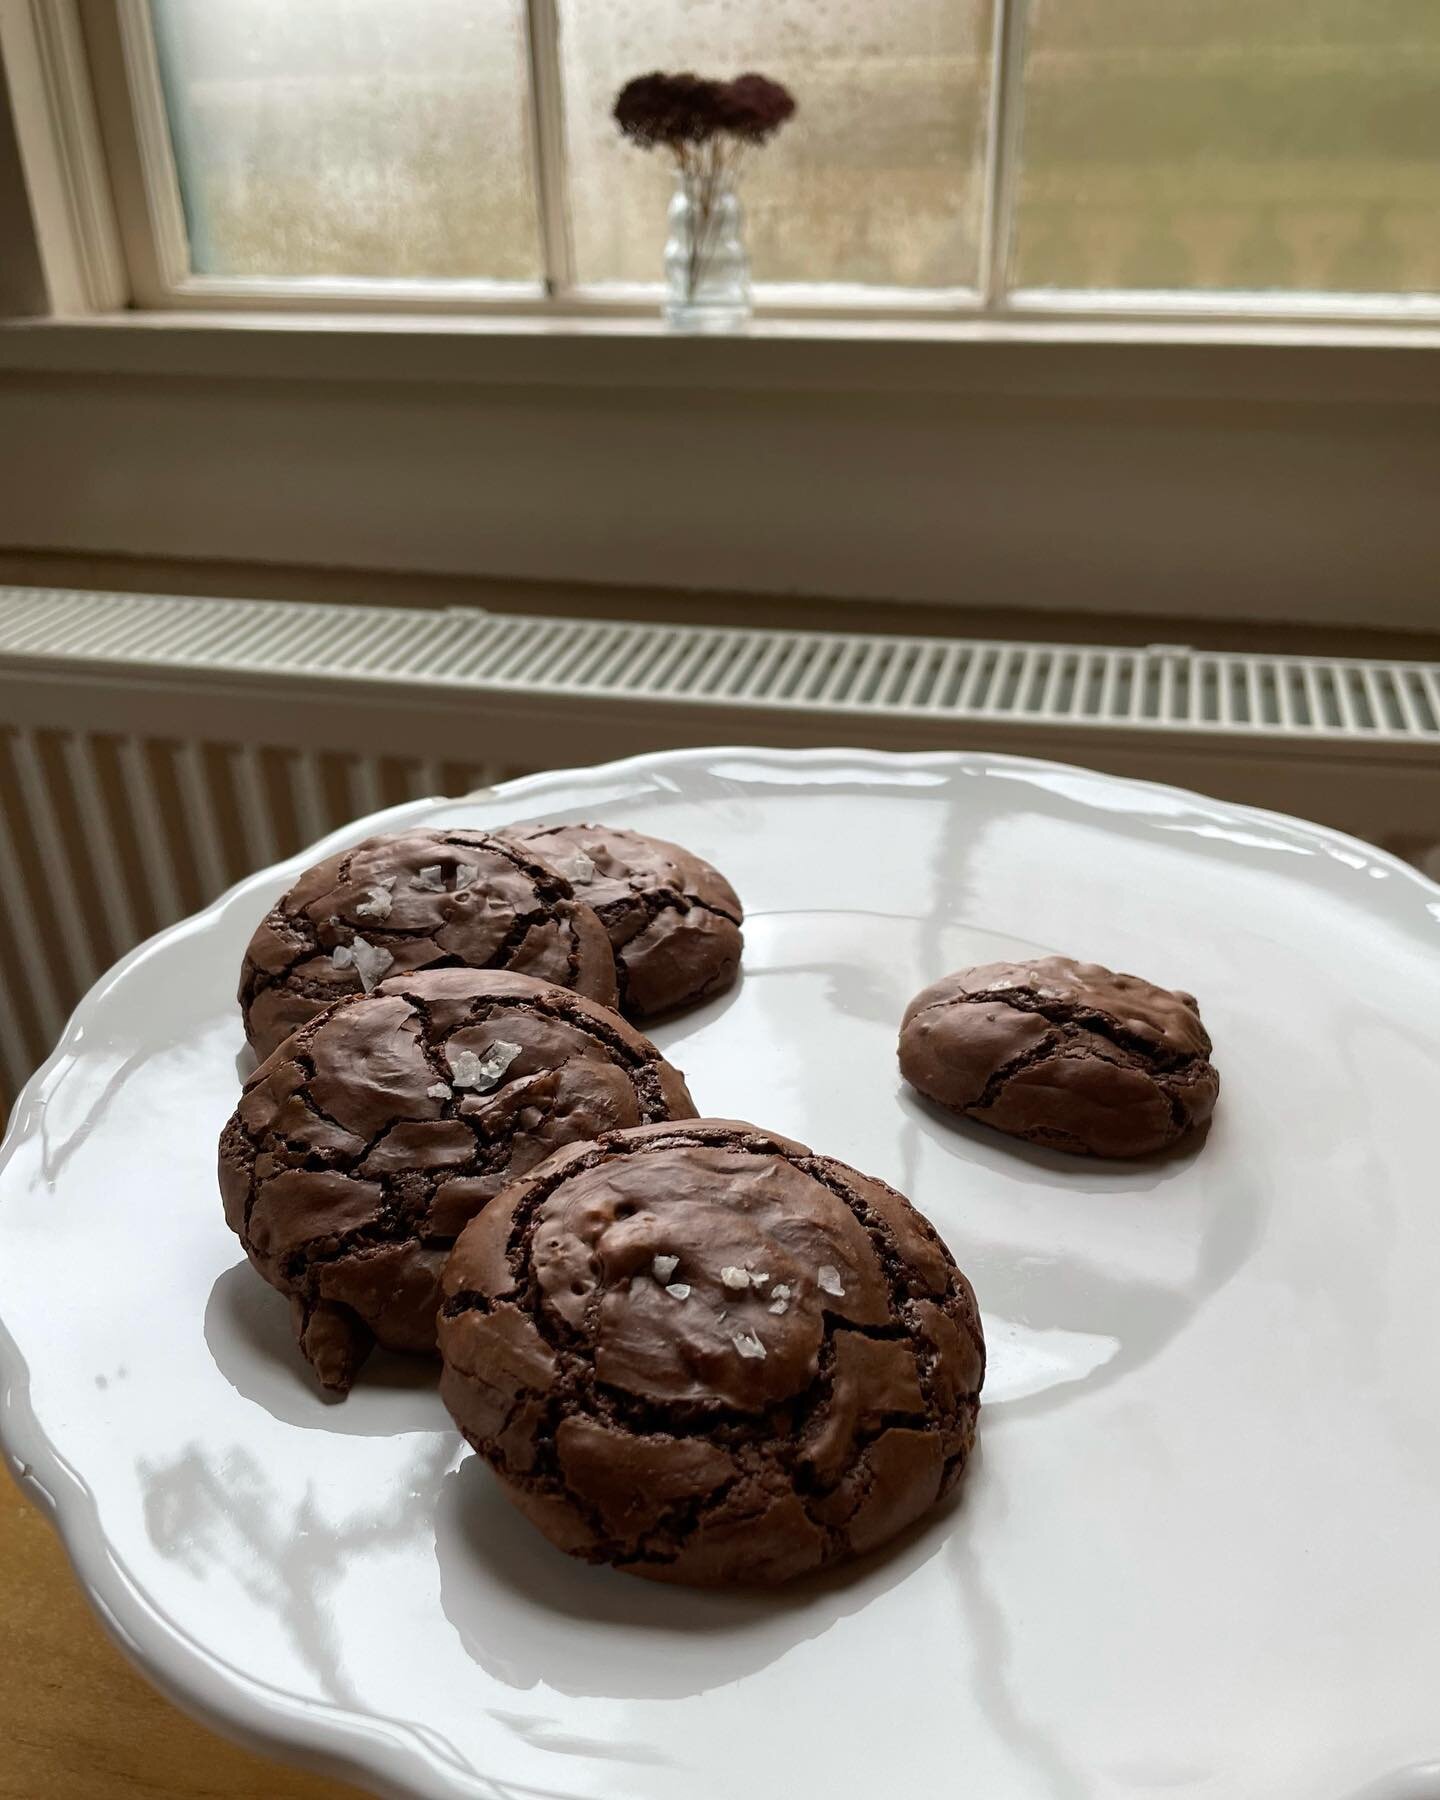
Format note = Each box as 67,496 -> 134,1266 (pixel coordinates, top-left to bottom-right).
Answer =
746,1268 -> 771,1288
344,937 -> 393,992
426,1082 -> 451,1100
768,1284 -> 792,1315
720,1265 -> 751,1290
665,1283 -> 691,1301
651,1254 -> 679,1283
817,1264 -> 845,1297
560,849 -> 596,885
330,945 -> 355,969
353,885 -> 393,921
452,862 -> 477,891
451,1039 -> 523,1092
412,864 -> 446,892
732,1329 -> 767,1360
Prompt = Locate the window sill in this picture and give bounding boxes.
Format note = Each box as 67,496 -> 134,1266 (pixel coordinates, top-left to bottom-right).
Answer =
2,309 -> 1440,404
3,307 -> 1440,634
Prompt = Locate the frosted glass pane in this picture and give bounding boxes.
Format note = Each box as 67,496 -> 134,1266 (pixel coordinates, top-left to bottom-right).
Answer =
150,0 -> 538,280
559,1 -> 995,289
1013,0 -> 1440,294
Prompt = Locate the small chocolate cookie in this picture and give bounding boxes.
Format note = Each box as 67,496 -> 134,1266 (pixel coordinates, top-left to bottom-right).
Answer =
239,828 -> 618,1060
439,1118 -> 984,1587
218,969 -> 696,1394
502,823 -> 743,1019
899,955 -> 1218,1158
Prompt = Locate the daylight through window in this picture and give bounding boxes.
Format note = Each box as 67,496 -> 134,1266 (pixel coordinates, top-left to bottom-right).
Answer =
143,0 -> 1440,307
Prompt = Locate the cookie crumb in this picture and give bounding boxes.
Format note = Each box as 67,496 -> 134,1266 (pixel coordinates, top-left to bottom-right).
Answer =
732,1329 -> 767,1360
817,1264 -> 845,1297
651,1254 -> 679,1283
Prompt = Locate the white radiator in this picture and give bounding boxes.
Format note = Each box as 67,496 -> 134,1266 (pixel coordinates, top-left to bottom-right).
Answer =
1,584 -> 1436,1109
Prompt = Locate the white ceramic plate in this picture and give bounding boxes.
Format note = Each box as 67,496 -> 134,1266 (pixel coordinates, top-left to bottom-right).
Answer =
4,747 -> 1440,1800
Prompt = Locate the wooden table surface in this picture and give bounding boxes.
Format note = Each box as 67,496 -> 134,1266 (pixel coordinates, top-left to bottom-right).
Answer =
1,1467 -> 364,1799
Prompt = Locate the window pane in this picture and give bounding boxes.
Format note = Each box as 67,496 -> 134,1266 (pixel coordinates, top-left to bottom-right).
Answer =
559,1 -> 995,290
150,0 -> 538,281
1012,0 -> 1440,295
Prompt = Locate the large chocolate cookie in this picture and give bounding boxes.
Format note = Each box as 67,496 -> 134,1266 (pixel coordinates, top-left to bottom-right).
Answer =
899,955 -> 1218,1158
218,970 -> 696,1394
438,1119 -> 984,1587
502,823 -> 743,1019
239,828 -> 618,1060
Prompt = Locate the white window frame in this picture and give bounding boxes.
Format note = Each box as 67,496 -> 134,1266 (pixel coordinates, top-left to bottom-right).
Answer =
3,0 -> 1425,329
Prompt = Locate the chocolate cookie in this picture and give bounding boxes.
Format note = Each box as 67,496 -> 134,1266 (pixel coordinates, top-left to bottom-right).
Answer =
218,969 -> 696,1394
438,1118 -> 984,1587
899,955 -> 1218,1158
502,823 -> 743,1019
239,828 -> 618,1061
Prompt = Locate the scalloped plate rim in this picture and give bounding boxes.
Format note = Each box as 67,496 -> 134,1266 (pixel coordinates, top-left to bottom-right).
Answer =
2,743 -> 1437,1800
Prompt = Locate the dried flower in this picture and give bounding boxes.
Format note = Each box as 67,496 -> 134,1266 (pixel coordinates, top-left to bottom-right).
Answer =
716,73 -> 796,144
613,71 -> 726,149
613,67 -> 796,311
614,70 -> 796,153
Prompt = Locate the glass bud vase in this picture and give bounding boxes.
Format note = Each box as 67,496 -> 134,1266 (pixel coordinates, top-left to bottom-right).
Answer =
664,172 -> 751,332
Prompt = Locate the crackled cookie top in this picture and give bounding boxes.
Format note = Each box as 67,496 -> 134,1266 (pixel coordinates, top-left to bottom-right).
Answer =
439,1119 -> 984,1587
238,828 -> 618,1059
900,955 -> 1218,1158
219,970 -> 695,1393
502,822 -> 742,1018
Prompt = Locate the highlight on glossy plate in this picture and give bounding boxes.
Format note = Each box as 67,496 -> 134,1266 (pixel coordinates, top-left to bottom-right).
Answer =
2,747 -> 1440,1800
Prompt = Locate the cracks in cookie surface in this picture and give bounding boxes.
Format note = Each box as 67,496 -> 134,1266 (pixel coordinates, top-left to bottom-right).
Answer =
225,981 -> 688,1390
239,829 -> 606,1052
442,1121 -> 983,1579
905,969 -> 1219,1156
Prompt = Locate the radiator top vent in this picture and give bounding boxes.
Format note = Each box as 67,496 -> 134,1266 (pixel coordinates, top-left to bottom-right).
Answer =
0,586 -> 1436,745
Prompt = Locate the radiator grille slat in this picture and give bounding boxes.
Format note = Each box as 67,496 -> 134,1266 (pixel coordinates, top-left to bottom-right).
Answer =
0,773 -> 66,1052
174,742 -> 230,902
344,754 -> 384,822
61,733 -> 140,958
287,749 -> 331,846
231,744 -> 281,870
117,736 -> 184,926
10,727 -> 101,994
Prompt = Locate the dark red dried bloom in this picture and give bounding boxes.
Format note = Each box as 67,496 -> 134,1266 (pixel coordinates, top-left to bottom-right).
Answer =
613,72 -> 727,148
716,73 -> 797,144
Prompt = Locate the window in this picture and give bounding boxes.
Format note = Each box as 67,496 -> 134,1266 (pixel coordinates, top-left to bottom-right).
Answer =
47,0 -> 1440,318
1011,0 -> 1440,301
148,0 -> 541,283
